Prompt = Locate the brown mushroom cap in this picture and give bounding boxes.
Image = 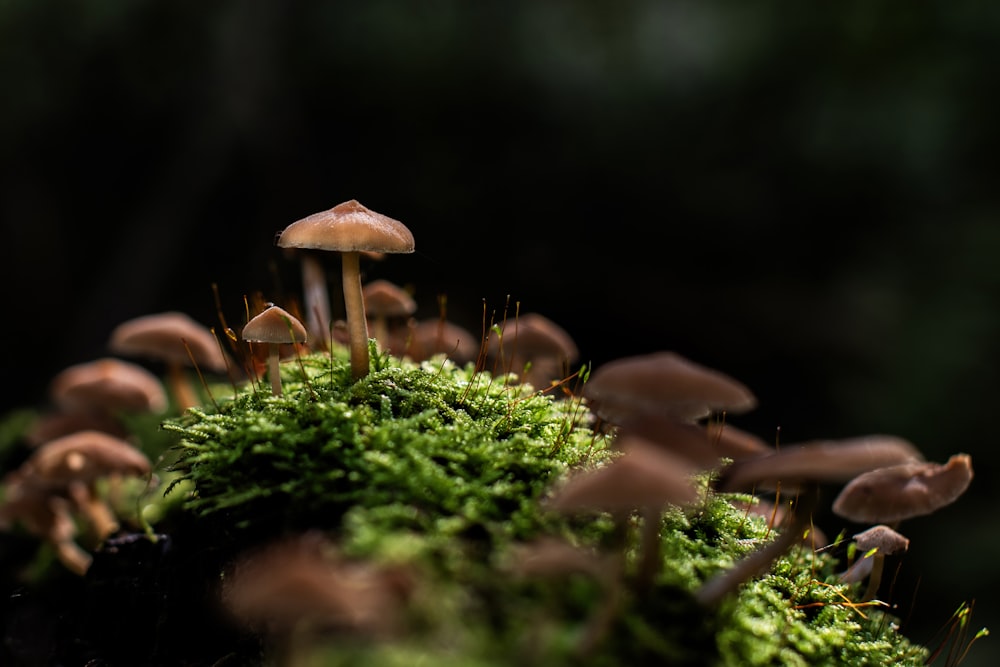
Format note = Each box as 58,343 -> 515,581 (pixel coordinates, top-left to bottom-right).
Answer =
362,280 -> 417,318
832,453 -> 973,524
715,434 -> 925,493
241,305 -> 308,344
583,351 -> 757,424
491,313 -> 579,364
25,430 -> 151,488
546,434 -> 699,514
109,311 -> 228,373
704,422 -> 776,463
276,199 -> 415,254
852,524 -> 910,556
50,357 -> 168,414
404,318 -> 480,364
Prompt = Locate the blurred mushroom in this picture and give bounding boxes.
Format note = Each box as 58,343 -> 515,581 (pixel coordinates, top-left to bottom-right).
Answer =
547,434 -> 700,591
583,351 -> 756,425
839,524 -> 910,602
277,200 -> 415,381
831,453 -> 974,525
109,311 -> 229,410
241,304 -> 308,397
404,318 -> 479,364
221,532 -> 408,652
704,422 -> 776,463
714,434 -> 925,494
50,357 -> 168,415
362,279 -> 417,354
490,312 -> 579,389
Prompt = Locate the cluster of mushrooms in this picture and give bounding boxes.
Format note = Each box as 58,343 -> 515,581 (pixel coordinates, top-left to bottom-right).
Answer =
0,199 -> 976,660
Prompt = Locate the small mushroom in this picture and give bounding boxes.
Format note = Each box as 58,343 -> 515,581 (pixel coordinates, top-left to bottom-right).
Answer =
362,279 -> 417,354
839,524 -> 910,602
404,318 -> 480,364
241,304 -> 308,397
489,312 -> 579,388
831,453 -> 974,525
277,200 -> 415,381
109,311 -> 229,410
583,351 -> 757,425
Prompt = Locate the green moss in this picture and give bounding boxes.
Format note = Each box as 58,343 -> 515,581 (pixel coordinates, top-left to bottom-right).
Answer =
152,348 -> 929,666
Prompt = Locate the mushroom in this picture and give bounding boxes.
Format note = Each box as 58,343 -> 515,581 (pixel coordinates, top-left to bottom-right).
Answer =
489,312 -> 579,389
839,524 -> 910,602
583,351 -> 757,425
277,200 -> 415,381
109,311 -> 229,410
714,434 -> 925,494
241,304 -> 308,397
831,453 -> 974,525
404,318 -> 480,364
49,357 -> 168,416
362,279 -> 417,354
546,434 -> 700,591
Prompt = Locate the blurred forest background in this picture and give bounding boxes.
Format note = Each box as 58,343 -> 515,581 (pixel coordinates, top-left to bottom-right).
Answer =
2,1 -> 998,663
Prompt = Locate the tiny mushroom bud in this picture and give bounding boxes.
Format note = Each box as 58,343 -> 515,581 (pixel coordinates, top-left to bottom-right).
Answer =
583,351 -> 757,425
109,311 -> 229,410
241,304 -> 308,397
277,200 -> 415,381
831,453 -> 974,525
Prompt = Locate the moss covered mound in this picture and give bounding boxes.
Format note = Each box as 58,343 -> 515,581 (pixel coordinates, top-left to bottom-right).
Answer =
149,348 -> 927,666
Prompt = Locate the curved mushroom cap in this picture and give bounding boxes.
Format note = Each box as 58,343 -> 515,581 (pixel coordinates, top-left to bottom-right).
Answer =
546,434 -> 700,514
491,313 -> 579,364
715,434 -> 924,493
362,280 -> 417,318
852,524 -> 910,556
583,351 -> 756,424
704,422 -> 775,463
404,318 -> 480,364
615,413 -> 721,468
109,311 -> 228,373
222,533 -> 403,636
832,453 -> 973,524
277,199 -> 415,254
50,357 -> 168,414
25,430 -> 151,487
241,305 -> 308,344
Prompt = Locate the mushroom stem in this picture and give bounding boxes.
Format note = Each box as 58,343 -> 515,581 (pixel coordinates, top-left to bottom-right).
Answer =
267,343 -> 283,397
301,253 -> 331,348
861,554 -> 886,602
635,507 -> 663,592
166,362 -> 199,411
340,251 -> 371,381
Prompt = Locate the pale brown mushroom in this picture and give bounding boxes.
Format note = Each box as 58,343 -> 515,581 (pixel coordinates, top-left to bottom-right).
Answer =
404,318 -> 479,364
277,200 -> 415,381
241,304 -> 308,397
839,524 -> 910,602
831,453 -> 973,525
715,434 -> 925,494
489,313 -> 579,389
362,279 -> 417,354
49,357 -> 168,415
109,311 -> 229,410
583,351 -> 757,425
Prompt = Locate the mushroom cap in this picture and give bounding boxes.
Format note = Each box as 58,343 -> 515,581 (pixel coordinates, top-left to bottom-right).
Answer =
49,357 -> 168,414
615,413 -> 721,468
242,305 -> 308,345
832,453 -> 973,524
852,524 -> 910,556
546,434 -> 699,514
704,422 -> 776,463
362,279 -> 417,317
109,311 -> 228,373
276,200 -> 415,254
715,434 -> 925,493
404,318 -> 480,364
490,313 -> 579,364
25,430 -> 151,488
583,351 -> 756,424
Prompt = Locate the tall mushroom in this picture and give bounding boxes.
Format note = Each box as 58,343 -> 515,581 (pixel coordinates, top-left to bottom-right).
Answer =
277,200 -> 415,381
241,304 -> 308,397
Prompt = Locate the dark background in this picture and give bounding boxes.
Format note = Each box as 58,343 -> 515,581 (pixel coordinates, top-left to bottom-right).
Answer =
2,2 -> 998,663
